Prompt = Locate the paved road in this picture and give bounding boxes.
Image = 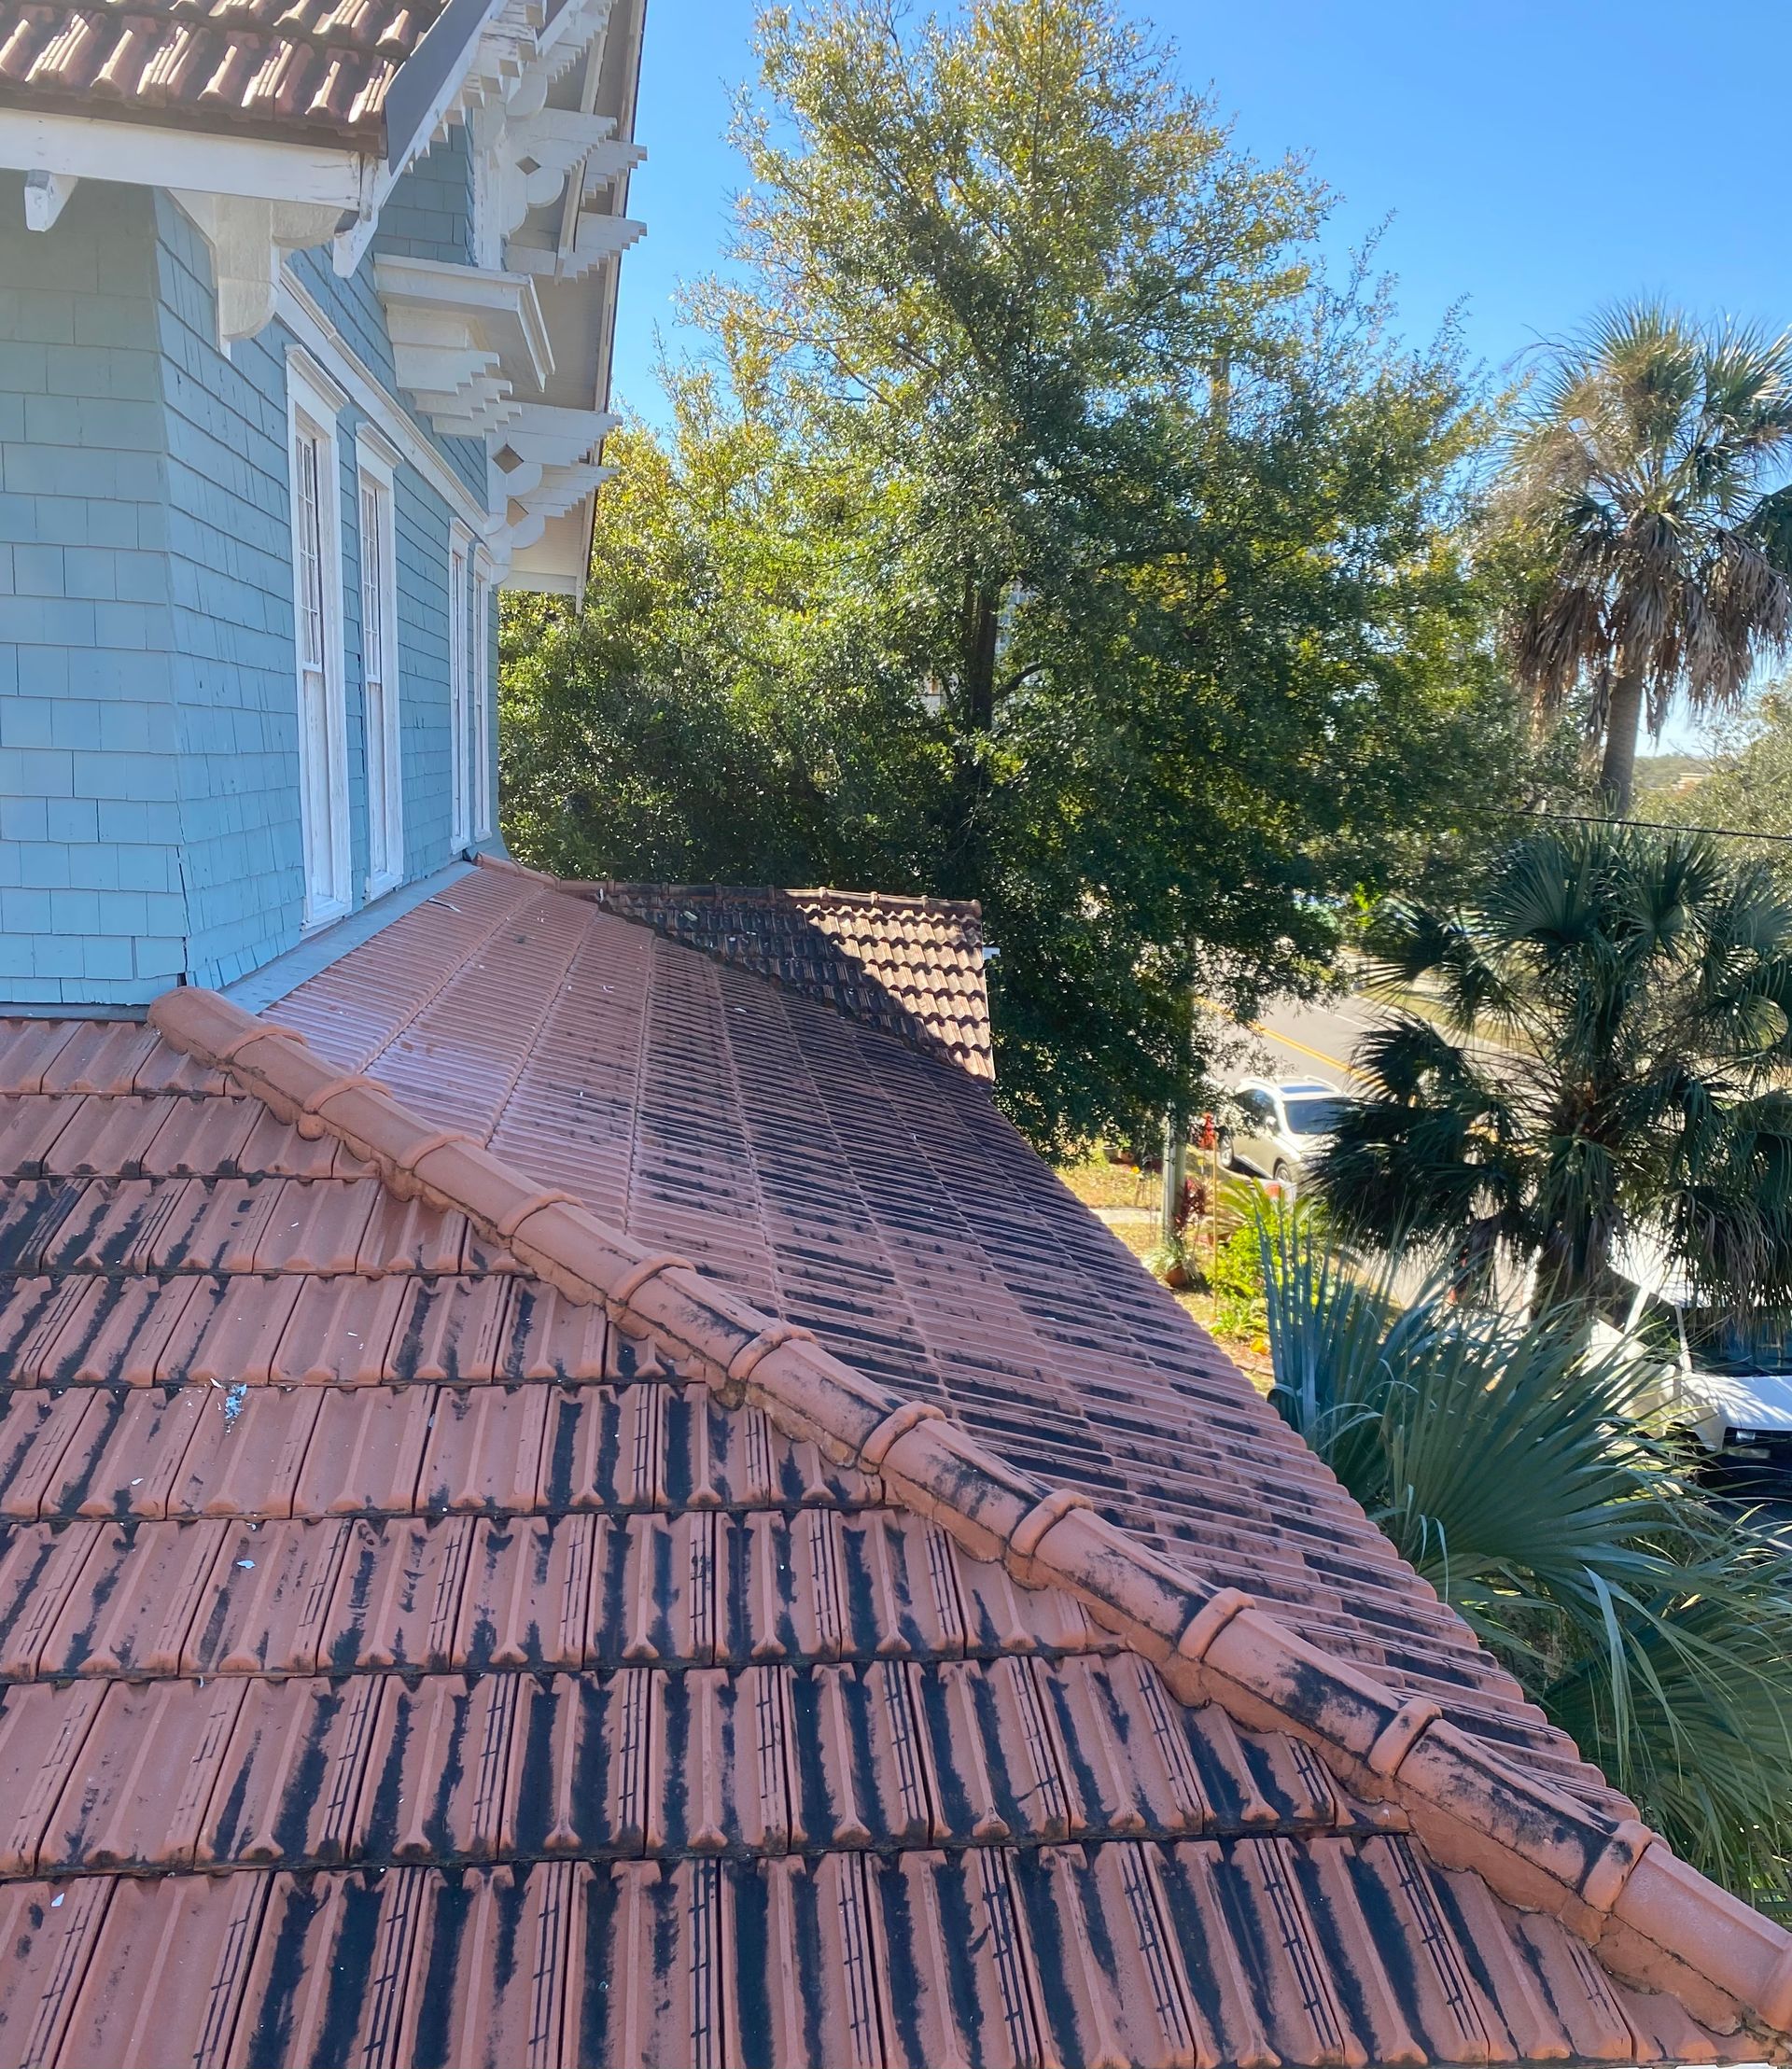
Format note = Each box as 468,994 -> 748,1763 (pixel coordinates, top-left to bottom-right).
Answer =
1225,993 -> 1385,1092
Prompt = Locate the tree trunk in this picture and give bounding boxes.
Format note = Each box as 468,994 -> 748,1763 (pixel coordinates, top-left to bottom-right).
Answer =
962,581 -> 1001,734
1599,662 -> 1647,815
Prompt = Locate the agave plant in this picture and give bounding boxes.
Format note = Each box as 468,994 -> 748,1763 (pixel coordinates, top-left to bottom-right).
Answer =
1260,1208 -> 1792,1905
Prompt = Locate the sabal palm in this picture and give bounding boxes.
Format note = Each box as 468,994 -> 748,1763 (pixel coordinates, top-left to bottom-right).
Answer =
1259,1214 -> 1792,1904
1312,821 -> 1792,1317
1504,301 -> 1792,812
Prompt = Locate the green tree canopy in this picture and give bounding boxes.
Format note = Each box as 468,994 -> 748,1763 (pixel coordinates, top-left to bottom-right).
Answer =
1312,820 -> 1792,1320
503,0 -> 1538,1149
1661,684 -> 1792,885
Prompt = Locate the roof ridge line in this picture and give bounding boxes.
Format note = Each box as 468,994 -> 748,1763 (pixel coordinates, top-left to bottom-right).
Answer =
475,854 -> 985,924
146,982 -> 1792,2050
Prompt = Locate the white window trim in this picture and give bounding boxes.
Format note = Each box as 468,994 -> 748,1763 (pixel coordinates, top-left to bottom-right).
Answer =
471,547 -> 495,842
448,523 -> 473,853
287,350 -> 352,929
356,430 -> 404,899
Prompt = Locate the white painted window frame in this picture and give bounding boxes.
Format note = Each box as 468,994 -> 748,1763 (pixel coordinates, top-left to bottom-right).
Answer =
356,430 -> 404,899
471,547 -> 495,841
286,351 -> 352,928
449,523 -> 473,852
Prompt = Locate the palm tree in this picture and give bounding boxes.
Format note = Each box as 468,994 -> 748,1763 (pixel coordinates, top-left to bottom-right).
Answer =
1311,820 -> 1792,1318
1259,1211 -> 1792,1905
1503,302 -> 1792,813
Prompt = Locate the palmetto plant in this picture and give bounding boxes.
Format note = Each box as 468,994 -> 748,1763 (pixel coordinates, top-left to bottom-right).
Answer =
1502,301 -> 1792,812
1260,1211 -> 1792,1904
1312,820 -> 1792,1319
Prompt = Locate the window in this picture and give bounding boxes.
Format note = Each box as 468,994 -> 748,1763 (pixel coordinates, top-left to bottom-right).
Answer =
471,551 -> 494,840
357,440 -> 403,897
448,526 -> 471,849
287,356 -> 350,925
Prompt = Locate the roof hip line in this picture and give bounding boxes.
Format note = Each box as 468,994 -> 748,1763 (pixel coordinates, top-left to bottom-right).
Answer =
146,982 -> 1792,2052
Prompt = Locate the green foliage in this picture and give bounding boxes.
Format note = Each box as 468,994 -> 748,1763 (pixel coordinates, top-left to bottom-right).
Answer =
1661,683 -> 1792,884
1207,1218 -> 1267,1341
1313,819 -> 1792,1321
1497,301 -> 1792,811
1260,1212 -> 1792,1906
502,0 -> 1540,1153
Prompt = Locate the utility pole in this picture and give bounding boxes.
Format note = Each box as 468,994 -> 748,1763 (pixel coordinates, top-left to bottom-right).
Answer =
1156,356 -> 1230,1261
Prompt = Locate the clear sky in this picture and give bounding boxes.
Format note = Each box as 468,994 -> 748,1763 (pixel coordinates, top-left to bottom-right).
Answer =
612,0 -> 1792,748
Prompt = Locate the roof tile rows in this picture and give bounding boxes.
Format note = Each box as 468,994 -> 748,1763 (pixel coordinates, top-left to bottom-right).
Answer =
274,862 -> 1601,1786
565,871 -> 997,1079
0,0 -> 443,148
0,870 -> 1789,2063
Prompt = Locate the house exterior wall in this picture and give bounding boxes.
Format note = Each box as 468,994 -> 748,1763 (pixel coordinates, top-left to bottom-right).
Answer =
0,168 -> 501,1008
0,176 -> 183,1003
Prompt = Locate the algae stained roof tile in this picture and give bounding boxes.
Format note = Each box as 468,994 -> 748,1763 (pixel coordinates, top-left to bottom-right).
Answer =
0,923 -> 1785,2062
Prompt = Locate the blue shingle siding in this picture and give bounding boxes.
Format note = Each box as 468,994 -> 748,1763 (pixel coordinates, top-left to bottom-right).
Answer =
0,175 -> 184,1002
374,131 -> 476,267
0,161 -> 493,1007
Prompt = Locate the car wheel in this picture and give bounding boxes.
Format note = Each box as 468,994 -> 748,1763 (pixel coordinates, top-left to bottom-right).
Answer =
1216,1129 -> 1236,1169
1272,1160 -> 1295,1195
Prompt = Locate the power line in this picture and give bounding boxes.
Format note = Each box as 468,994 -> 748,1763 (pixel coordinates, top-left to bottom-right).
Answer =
1521,807 -> 1792,847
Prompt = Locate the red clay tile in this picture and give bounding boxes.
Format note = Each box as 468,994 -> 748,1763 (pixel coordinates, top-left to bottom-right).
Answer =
292,1383 -> 434,1515
0,1093 -> 83,1176
270,1272 -> 409,1384
200,1671 -> 386,1866
39,1517 -> 224,1676
0,932 -> 1780,2067
53,1867 -> 267,2069
35,1019 -> 159,1097
35,1093 -> 173,1177
0,1181 -> 82,1272
416,1382 -> 550,1512
455,1513 -> 597,1671
0,1873 -> 116,2064
386,1272 -> 510,1381
169,1383 -> 323,1517
38,1676 -> 245,1870
394,1860 -> 579,2069
145,1177 -> 281,1272
31,1274 -> 201,1385
248,1177 -> 382,1271
157,1271 -> 303,1385
354,1671 -> 523,1861
186,1517 -> 354,1676
0,1016 -> 78,1094
321,1514 -> 473,1673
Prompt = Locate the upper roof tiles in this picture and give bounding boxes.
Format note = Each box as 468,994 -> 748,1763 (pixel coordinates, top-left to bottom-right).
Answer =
515,860 -> 998,1080
0,0 -> 441,147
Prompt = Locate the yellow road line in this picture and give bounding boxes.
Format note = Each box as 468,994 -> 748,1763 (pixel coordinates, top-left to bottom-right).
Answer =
1247,1023 -> 1365,1081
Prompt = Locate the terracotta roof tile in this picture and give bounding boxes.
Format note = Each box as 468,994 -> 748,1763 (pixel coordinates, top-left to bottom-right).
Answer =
0,0 -> 442,147
0,952 -> 1786,2060
511,859 -> 998,1080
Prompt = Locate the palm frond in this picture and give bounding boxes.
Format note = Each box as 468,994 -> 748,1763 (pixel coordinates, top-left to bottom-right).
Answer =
1259,1209 -> 1792,1905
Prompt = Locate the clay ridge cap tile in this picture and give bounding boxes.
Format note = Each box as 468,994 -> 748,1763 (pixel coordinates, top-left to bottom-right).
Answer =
143,982 -> 1792,2048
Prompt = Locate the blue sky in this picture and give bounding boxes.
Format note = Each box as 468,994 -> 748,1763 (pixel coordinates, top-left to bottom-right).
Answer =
613,0 -> 1792,748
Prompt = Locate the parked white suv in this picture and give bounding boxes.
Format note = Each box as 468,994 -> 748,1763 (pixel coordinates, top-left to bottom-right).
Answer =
1591,1233 -> 1792,1482
1218,1078 -> 1349,1192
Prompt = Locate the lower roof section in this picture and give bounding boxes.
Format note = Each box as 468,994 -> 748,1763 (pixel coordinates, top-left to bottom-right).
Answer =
0,1840 -> 1751,2069
1,881 -> 1789,2062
